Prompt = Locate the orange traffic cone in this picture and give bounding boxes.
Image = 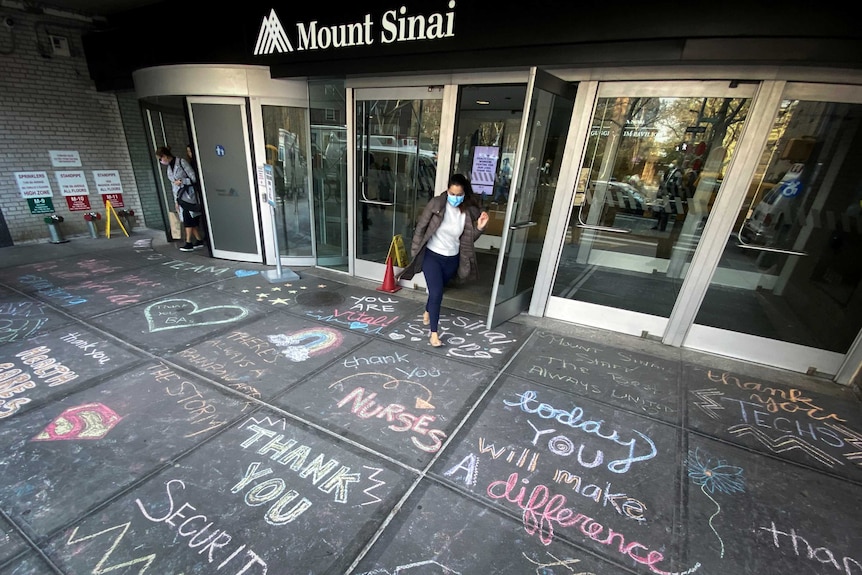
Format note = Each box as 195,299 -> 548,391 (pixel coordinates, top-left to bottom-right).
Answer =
377,256 -> 401,293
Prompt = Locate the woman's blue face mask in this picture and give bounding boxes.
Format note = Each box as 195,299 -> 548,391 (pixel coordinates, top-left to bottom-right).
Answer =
447,194 -> 464,207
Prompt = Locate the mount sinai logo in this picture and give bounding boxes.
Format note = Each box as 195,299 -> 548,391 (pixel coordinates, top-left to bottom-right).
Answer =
254,2 -> 456,56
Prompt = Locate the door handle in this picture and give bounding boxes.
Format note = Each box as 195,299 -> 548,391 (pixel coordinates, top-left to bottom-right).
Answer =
359,189 -> 394,206
509,221 -> 537,230
573,199 -> 631,234
359,199 -> 395,206
735,227 -> 807,256
735,243 -> 807,256
576,223 -> 631,234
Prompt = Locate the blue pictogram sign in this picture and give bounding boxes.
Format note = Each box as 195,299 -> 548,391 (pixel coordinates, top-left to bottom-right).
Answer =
778,180 -> 803,198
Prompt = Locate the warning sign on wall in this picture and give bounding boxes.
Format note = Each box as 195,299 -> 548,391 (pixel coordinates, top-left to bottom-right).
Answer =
66,195 -> 92,211
28,197 -> 55,214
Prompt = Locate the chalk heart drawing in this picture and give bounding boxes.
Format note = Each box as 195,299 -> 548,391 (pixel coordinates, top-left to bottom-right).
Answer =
144,298 -> 250,332
235,270 -> 259,277
389,333 -> 405,340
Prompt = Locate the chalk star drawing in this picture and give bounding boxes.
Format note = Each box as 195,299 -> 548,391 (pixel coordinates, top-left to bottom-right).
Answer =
144,299 -> 250,332
271,287 -> 281,291
686,447 -> 745,558
270,298 -> 289,305
728,424 -> 842,468
32,403 -> 122,441
691,388 -> 725,420
267,327 -> 344,362
318,284 -> 327,288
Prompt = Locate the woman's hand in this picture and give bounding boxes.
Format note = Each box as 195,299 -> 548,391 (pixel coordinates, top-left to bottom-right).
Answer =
477,211 -> 489,231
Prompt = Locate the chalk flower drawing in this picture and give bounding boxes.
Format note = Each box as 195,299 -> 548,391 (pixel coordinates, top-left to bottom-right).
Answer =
686,447 -> 745,558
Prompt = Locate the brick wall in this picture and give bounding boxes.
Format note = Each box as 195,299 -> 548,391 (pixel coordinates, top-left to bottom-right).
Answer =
0,9 -> 143,243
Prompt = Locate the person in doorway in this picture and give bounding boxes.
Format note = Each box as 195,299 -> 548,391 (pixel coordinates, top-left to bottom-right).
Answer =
185,144 -> 198,172
653,163 -> 683,231
377,156 -> 393,207
492,157 -> 512,204
156,146 -> 205,252
398,174 -> 489,347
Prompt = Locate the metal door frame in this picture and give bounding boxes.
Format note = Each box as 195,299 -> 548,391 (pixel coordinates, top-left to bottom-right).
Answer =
487,67 -> 576,328
350,86 -> 449,284
681,82 -> 862,382
542,80 -> 761,344
541,79 -> 862,381
347,72 -> 530,286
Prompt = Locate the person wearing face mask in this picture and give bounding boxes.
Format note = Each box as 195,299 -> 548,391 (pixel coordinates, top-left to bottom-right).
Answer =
399,174 -> 489,347
156,146 -> 205,251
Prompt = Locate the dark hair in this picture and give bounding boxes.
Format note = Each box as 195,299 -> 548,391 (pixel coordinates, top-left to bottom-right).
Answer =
448,173 -> 477,211
155,146 -> 173,158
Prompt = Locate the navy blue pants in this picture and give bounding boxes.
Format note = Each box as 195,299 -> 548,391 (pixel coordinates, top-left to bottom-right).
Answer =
423,248 -> 459,332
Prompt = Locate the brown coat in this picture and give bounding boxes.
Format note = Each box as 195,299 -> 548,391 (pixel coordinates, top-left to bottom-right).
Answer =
398,194 -> 484,282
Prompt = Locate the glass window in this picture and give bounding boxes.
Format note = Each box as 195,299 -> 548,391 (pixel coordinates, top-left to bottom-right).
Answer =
698,99 -> 862,353
355,98 -> 441,264
553,95 -> 750,317
262,105 -> 312,257
309,79 -> 348,270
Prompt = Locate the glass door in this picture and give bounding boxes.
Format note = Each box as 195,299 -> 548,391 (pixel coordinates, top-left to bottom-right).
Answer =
353,88 -> 442,279
444,83 -> 528,312
142,98 -> 190,242
260,103 -> 314,262
310,80 -> 349,271
547,81 -> 757,338
487,68 -> 576,327
188,97 -> 263,263
685,83 -> 862,379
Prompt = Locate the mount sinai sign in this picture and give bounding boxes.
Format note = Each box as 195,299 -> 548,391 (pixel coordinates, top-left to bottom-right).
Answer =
254,1 -> 457,56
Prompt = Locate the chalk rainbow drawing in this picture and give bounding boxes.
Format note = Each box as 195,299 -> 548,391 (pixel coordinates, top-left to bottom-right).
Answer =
267,327 -> 343,362
686,447 -> 745,558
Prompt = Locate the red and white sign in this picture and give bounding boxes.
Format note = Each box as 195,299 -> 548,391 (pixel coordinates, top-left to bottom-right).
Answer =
55,171 -> 90,196
93,170 -> 125,208
66,195 -> 92,211
101,193 -> 125,208
14,172 -> 53,199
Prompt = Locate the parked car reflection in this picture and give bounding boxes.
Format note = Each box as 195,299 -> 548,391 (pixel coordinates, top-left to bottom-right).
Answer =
588,180 -> 646,214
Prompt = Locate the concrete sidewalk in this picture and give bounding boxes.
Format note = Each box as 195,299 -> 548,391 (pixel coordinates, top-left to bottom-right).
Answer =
1,229 -> 860,575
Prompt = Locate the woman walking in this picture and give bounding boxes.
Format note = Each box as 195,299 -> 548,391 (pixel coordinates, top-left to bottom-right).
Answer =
399,174 -> 489,347
156,146 -> 205,252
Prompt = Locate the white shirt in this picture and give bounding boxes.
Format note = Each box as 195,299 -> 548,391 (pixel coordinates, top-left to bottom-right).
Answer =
426,201 -> 465,256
